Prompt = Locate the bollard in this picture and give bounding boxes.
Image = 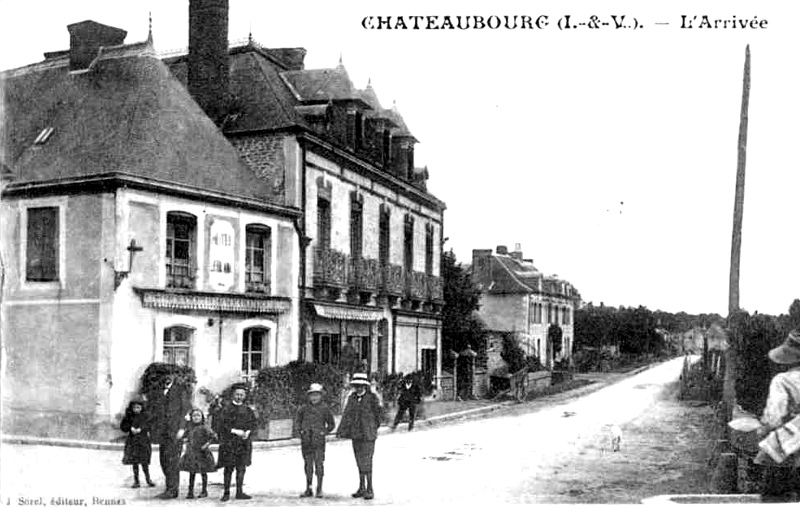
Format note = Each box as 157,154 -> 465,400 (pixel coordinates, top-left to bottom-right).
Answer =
712,452 -> 739,493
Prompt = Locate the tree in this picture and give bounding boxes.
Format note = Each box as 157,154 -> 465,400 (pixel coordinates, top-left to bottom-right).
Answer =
789,299 -> 800,329
548,324 -> 563,357
441,250 -> 486,355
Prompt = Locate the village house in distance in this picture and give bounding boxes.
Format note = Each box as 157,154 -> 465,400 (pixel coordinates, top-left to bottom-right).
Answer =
471,244 -> 581,369
0,0 -> 445,440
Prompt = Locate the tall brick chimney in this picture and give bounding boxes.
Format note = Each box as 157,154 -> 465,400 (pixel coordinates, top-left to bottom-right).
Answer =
188,0 -> 230,122
67,21 -> 127,71
510,243 -> 523,261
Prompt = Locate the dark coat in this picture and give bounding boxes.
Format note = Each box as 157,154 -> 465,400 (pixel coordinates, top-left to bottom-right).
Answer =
397,381 -> 423,406
121,408 -> 152,465
179,422 -> 217,473
294,402 -> 335,449
151,385 -> 193,445
336,391 -> 381,441
216,402 -> 258,468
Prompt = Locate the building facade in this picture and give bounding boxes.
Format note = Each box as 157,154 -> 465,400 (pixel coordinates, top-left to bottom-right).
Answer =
471,244 -> 581,368
0,20 -> 300,439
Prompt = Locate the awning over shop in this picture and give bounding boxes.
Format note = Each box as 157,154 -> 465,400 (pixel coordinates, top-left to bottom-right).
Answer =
313,303 -> 384,322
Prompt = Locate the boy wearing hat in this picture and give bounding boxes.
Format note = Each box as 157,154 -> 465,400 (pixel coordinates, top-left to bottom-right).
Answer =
216,383 -> 258,501
336,372 -> 382,500
294,383 -> 336,498
755,329 -> 800,500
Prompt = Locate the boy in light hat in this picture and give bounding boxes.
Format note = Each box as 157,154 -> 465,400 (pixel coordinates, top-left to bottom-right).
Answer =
294,383 -> 336,498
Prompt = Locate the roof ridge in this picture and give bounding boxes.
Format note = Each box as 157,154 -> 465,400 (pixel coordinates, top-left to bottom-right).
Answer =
494,255 -> 532,292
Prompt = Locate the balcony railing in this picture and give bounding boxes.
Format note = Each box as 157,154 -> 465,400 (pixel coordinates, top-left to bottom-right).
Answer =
245,281 -> 272,294
380,264 -> 405,296
313,247 -> 347,288
348,257 -> 379,292
428,275 -> 443,302
407,271 -> 428,300
166,262 -> 195,289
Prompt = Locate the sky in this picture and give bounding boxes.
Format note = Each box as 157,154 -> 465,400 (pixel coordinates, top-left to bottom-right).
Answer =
1,0 -> 798,317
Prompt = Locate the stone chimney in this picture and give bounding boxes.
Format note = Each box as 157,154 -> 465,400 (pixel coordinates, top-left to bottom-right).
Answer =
188,0 -> 230,122
510,243 -> 523,262
496,245 -> 508,255
269,48 -> 307,71
471,249 -> 493,288
67,21 -> 127,71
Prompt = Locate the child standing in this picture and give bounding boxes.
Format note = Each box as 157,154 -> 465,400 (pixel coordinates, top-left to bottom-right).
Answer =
179,408 -> 217,499
120,398 -> 155,488
294,383 -> 336,498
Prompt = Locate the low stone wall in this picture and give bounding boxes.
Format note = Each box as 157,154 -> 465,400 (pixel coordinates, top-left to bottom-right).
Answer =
527,370 -> 552,393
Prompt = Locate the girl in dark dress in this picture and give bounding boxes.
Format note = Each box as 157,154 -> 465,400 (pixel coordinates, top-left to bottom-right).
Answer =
179,408 -> 217,499
216,384 -> 258,501
120,399 -> 155,488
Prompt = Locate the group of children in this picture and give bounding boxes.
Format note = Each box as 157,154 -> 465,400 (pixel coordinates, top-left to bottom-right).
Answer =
120,375 -> 384,501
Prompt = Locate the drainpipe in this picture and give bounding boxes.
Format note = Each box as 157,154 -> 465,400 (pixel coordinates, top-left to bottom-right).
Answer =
295,142 -> 308,361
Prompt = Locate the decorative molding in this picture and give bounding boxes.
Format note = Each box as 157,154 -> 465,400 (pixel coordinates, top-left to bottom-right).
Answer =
135,288 -> 291,314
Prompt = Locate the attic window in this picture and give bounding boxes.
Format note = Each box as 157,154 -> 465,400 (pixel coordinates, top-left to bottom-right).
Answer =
34,127 -> 54,145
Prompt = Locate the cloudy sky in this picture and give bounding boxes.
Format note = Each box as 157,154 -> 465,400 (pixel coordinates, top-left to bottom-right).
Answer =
2,0 -> 798,316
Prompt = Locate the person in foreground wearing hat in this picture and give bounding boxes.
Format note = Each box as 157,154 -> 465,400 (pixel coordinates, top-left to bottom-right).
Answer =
153,375 -> 192,500
294,383 -> 336,498
216,383 -> 258,501
392,374 -> 423,432
120,398 -> 156,488
754,329 -> 800,501
336,372 -> 382,500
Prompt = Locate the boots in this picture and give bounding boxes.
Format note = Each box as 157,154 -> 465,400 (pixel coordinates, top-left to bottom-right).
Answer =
198,475 -> 208,498
363,472 -> 374,500
132,466 -> 140,489
187,474 -> 195,499
315,476 -> 324,498
352,472 -> 366,498
221,468 -> 232,502
235,468 -> 251,500
142,465 -> 155,487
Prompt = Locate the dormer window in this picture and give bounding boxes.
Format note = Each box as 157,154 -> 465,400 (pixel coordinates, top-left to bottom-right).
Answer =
382,129 -> 392,166
355,110 -> 363,150
406,145 -> 414,180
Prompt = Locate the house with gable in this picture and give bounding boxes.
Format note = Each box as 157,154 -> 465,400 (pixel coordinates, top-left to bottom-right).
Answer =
471,244 -> 581,369
0,18 -> 301,439
163,0 -> 447,388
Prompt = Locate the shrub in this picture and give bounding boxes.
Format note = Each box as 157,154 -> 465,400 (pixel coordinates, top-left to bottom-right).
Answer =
139,362 -> 196,444
525,355 -> 543,371
252,361 -> 345,422
500,334 -> 527,373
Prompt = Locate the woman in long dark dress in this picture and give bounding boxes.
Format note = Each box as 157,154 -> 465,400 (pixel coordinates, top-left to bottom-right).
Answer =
120,399 -> 155,488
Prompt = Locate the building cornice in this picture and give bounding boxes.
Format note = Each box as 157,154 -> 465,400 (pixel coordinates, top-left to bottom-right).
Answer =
1,172 -> 302,219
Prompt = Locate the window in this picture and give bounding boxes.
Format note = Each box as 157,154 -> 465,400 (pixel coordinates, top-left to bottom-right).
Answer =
163,326 -> 193,366
382,130 -> 392,167
378,207 -> 390,267
348,335 -> 370,371
403,215 -> 414,274
350,198 -> 363,260
406,145 -> 415,179
245,225 -> 272,293
166,212 -> 196,289
25,206 -> 59,281
317,198 -> 331,250
424,224 -> 434,276
242,327 -> 268,379
313,333 -> 341,365
355,111 -> 364,150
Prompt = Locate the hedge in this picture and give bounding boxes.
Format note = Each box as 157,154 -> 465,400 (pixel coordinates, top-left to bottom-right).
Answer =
252,361 -> 346,422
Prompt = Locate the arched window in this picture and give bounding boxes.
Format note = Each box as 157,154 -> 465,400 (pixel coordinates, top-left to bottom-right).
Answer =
242,327 -> 269,380
163,326 -> 193,366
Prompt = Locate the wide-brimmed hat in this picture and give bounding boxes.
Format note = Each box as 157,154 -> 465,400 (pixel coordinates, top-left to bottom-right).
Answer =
350,373 -> 370,386
768,329 -> 800,365
307,383 -> 324,394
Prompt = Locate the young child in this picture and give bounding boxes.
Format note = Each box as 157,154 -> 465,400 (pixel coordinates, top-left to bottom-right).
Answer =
294,383 -> 336,498
216,383 -> 258,501
179,408 -> 217,499
120,398 -> 155,488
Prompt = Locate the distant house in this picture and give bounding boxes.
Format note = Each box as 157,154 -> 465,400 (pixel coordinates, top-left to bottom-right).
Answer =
470,244 -> 581,368
0,20 -> 300,439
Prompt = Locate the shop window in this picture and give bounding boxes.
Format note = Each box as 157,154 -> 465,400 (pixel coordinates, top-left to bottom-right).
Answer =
163,326 -> 193,366
25,206 -> 59,282
242,327 -> 268,380
166,212 -> 196,289
313,333 -> 341,365
246,225 -> 272,293
348,335 -> 370,371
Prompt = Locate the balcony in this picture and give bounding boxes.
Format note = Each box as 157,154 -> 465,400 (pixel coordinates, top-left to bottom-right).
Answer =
407,271 -> 428,301
245,281 -> 271,294
166,262 -> 195,289
428,275 -> 443,302
348,257 -> 379,292
380,264 -> 405,296
313,247 -> 348,289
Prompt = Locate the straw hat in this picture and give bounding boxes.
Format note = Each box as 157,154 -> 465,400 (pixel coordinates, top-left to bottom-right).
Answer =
768,329 -> 800,365
350,373 -> 370,386
307,383 -> 324,394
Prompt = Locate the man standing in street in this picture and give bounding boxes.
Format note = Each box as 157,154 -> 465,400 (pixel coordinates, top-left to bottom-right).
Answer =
153,375 -> 190,500
392,374 -> 423,432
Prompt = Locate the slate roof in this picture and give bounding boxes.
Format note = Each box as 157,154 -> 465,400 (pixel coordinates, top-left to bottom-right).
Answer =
476,253 -> 577,298
1,39 -> 280,204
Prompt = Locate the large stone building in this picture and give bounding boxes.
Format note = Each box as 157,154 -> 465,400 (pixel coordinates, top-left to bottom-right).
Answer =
471,244 -> 581,368
0,0 -> 445,439
163,0 -> 446,387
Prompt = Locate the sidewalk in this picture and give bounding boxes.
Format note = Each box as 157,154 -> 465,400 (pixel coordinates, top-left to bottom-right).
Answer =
1,362 -> 658,452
